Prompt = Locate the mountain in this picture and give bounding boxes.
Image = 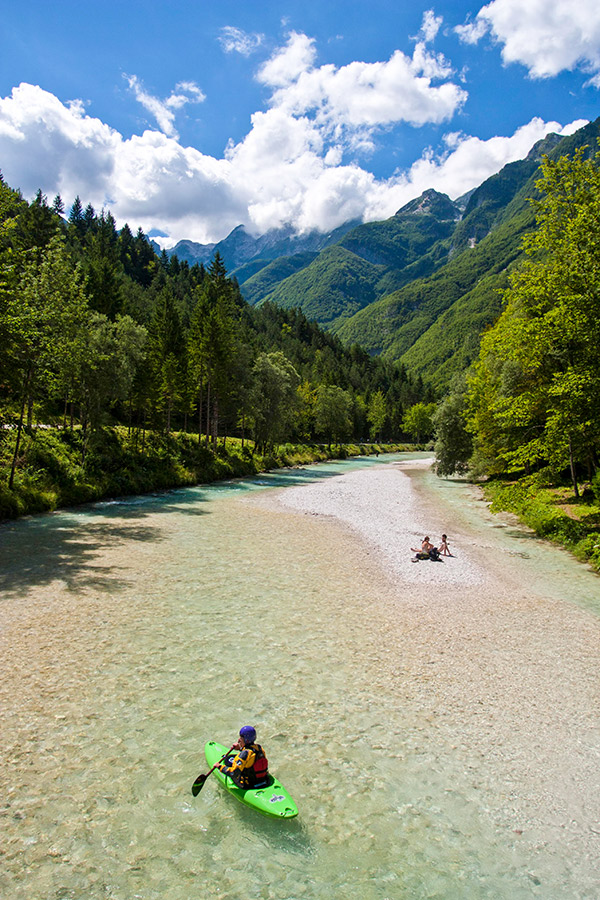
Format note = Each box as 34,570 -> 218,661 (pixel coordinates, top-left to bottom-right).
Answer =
164,117 -> 600,392
163,220 -> 359,274
235,118 -> 600,390
335,121 -> 600,389
243,189 -> 464,328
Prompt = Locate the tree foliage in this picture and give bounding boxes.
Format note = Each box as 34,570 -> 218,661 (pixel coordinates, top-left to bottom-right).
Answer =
315,384 -> 353,448
402,402 -> 436,443
466,146 -> 600,494
433,386 -> 472,477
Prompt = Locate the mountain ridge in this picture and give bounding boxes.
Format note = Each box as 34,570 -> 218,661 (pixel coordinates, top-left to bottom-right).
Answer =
161,220 -> 359,273
164,117 -> 600,391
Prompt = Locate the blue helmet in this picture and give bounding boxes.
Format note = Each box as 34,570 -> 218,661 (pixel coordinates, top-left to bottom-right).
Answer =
239,725 -> 256,743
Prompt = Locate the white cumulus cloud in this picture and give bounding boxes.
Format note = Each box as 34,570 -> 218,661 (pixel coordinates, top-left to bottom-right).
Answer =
419,9 -> 443,44
363,116 -> 589,222
456,0 -> 600,85
258,30 -> 466,135
257,31 -> 318,88
0,81 -> 588,246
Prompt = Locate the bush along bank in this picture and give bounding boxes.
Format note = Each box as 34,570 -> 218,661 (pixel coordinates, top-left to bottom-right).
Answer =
0,426 -> 408,521
484,472 -> 600,574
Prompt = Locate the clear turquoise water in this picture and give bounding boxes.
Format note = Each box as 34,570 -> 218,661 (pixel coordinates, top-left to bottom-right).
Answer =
1,455 -> 598,900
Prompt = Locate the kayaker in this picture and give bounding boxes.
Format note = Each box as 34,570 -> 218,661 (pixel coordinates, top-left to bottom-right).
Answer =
217,726 -> 269,789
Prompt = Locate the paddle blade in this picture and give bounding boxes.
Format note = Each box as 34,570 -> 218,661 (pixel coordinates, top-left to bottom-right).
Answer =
191,774 -> 207,797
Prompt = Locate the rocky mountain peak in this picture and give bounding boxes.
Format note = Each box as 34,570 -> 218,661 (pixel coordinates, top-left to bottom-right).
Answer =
395,189 -> 460,221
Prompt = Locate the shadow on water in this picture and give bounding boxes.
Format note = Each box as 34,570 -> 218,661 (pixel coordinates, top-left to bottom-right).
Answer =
228,801 -> 316,859
0,491 -> 213,597
0,518 -> 160,596
0,454 -> 410,599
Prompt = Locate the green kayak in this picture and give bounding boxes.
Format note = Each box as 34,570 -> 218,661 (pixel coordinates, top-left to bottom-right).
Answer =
204,740 -> 298,819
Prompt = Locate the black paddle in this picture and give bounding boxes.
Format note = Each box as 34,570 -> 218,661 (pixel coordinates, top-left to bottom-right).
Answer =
191,746 -> 235,797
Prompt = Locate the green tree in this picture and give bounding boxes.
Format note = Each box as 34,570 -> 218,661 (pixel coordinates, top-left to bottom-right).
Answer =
315,384 -> 353,449
402,402 -> 436,443
51,194 -> 65,217
188,255 -> 243,446
17,189 -> 60,262
251,352 -> 300,452
147,286 -> 186,433
433,388 -> 473,476
3,236 -> 88,485
367,390 -> 387,442
296,380 -> 317,441
466,146 -> 600,494
84,211 -> 123,318
68,195 -> 85,238
72,313 -> 146,458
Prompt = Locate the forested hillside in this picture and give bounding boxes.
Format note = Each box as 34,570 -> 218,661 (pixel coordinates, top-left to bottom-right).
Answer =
231,118 -> 600,392
340,126 -> 600,389
242,189 -> 462,330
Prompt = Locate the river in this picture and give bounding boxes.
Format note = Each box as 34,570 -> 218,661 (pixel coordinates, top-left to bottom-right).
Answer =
1,454 -> 598,899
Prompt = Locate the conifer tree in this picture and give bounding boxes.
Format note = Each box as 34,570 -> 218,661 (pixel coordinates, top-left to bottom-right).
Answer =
84,211 -> 123,318
147,285 -> 186,433
68,196 -> 85,236
52,194 -> 65,217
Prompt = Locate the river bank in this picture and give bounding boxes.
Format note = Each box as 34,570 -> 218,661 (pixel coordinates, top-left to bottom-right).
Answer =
0,424 -> 406,521
260,458 -> 600,888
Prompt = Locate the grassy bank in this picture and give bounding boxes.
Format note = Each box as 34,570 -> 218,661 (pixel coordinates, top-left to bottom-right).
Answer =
484,473 -> 600,574
0,426 -> 409,521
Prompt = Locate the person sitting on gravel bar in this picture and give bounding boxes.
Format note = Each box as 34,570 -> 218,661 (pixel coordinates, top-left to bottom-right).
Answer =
411,536 -> 440,561
438,534 -> 452,556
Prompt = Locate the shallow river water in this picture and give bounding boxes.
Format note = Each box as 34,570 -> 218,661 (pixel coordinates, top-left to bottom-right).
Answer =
1,455 -> 598,900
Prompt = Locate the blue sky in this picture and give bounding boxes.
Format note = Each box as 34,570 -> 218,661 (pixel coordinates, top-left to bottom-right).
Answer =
1,0 -> 599,245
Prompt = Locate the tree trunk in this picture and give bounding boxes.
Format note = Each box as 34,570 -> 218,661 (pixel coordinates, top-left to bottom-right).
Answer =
81,415 -> 88,465
205,382 -> 211,448
198,366 -> 204,443
568,435 -> 579,498
212,395 -> 219,449
9,368 -> 32,489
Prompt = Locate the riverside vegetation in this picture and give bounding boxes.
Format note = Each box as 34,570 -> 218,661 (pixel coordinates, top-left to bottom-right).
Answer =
0,425 -> 405,520
434,145 -> 600,573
